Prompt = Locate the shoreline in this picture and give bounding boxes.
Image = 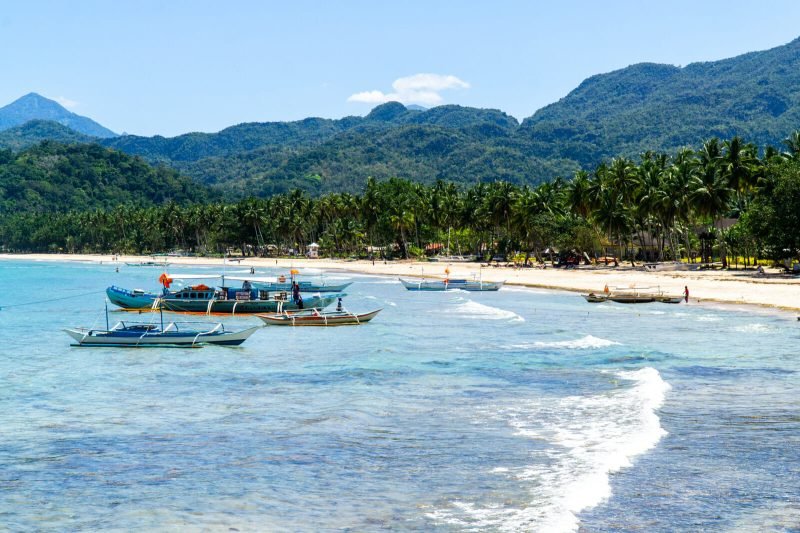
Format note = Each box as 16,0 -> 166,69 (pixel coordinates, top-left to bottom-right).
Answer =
2,253 -> 799,313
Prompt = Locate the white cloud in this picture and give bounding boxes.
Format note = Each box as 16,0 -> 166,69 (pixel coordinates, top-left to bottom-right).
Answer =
55,96 -> 79,109
347,73 -> 470,106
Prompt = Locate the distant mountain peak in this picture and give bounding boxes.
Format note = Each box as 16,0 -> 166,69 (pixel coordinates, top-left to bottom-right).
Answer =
0,92 -> 117,138
366,101 -> 409,122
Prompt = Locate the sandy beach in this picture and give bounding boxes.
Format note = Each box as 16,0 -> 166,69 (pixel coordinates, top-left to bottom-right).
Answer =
2,253 -> 799,312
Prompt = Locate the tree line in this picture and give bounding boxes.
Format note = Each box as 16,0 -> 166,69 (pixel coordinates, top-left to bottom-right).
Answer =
2,133 -> 799,267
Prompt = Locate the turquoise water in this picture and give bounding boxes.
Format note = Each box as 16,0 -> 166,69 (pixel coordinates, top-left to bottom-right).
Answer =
1,259 -> 799,531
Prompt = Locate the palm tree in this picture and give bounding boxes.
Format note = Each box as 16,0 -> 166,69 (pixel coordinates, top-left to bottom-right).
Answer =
691,149 -> 734,265
782,130 -> 800,160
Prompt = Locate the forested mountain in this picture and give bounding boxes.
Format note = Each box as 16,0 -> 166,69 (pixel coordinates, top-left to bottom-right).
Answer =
519,37 -> 800,166
97,103 -> 548,195
0,93 -> 117,138
2,37 -> 800,197
0,120 -> 94,150
0,142 -> 210,215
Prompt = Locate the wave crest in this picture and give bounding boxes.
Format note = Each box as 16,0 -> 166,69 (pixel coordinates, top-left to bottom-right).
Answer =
429,367 -> 670,532
519,334 -> 621,350
450,300 -> 524,322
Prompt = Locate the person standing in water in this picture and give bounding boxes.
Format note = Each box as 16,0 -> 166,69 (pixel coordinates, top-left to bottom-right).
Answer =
292,282 -> 301,303
684,285 -> 689,303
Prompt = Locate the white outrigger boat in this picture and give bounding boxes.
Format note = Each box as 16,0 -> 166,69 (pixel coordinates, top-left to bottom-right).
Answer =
399,278 -> 504,291
66,321 -> 259,347
65,306 -> 259,347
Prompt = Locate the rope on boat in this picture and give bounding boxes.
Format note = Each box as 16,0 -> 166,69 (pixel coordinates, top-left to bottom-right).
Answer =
0,289 -> 105,310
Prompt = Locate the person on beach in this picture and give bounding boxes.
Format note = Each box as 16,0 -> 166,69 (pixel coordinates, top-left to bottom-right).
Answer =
684,285 -> 689,303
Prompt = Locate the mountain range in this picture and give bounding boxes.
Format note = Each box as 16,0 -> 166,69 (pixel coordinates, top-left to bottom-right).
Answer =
2,36 -> 800,197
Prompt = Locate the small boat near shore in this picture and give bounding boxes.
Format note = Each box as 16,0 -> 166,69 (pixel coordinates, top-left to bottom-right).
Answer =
257,308 -> 382,326
582,286 -> 683,304
125,261 -> 170,267
399,278 -> 504,291
65,320 -> 259,347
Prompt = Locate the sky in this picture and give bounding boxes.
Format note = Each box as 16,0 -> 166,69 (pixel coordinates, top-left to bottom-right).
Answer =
2,0 -> 800,137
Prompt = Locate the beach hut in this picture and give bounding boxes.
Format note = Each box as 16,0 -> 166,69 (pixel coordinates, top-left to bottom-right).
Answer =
307,242 -> 320,259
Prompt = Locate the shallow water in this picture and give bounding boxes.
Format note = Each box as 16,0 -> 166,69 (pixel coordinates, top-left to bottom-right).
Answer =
0,260 -> 798,531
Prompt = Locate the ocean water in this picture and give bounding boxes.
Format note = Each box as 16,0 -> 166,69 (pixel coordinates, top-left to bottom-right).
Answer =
0,259 -> 798,531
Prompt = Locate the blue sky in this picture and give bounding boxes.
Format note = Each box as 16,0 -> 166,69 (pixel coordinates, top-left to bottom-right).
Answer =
2,0 -> 800,136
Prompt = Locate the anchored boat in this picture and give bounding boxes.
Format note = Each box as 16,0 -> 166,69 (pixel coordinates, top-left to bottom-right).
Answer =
251,279 -> 352,293
399,278 -> 504,291
582,286 -> 683,304
65,313 -> 259,347
257,308 -> 382,326
106,285 -> 341,314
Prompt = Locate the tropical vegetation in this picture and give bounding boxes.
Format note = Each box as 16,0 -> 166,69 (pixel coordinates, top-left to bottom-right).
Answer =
2,133 -> 799,269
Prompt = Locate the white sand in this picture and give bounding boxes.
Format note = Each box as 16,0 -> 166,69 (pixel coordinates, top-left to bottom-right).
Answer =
3,253 -> 799,311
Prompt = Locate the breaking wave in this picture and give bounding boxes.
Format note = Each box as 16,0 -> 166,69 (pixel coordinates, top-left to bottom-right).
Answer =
429,367 -> 670,532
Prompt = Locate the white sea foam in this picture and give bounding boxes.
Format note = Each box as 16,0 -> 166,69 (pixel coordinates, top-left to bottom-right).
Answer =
697,314 -> 723,322
506,335 -> 621,350
428,367 -> 670,532
449,300 -> 524,322
500,286 -> 551,295
732,323 -> 774,333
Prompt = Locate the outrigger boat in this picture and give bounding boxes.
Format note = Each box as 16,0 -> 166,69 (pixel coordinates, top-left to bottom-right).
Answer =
251,278 -> 352,293
106,285 -> 341,314
247,268 -> 352,293
399,278 -> 504,291
125,261 -> 170,267
65,305 -> 259,347
582,286 -> 683,304
256,308 -> 382,326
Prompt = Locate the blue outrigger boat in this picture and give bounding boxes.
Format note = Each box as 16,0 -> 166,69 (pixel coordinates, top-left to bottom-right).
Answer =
107,285 -> 342,314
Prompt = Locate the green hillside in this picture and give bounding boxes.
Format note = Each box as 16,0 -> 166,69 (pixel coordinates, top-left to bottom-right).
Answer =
0,120 -> 95,150
518,37 -> 800,166
0,142 -> 210,215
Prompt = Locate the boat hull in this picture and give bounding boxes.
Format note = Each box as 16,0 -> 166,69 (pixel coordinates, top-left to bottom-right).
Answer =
65,326 -> 260,347
399,279 -> 503,291
107,286 -> 160,309
607,295 -> 656,304
583,293 -> 609,303
256,308 -> 382,326
252,281 -> 352,293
